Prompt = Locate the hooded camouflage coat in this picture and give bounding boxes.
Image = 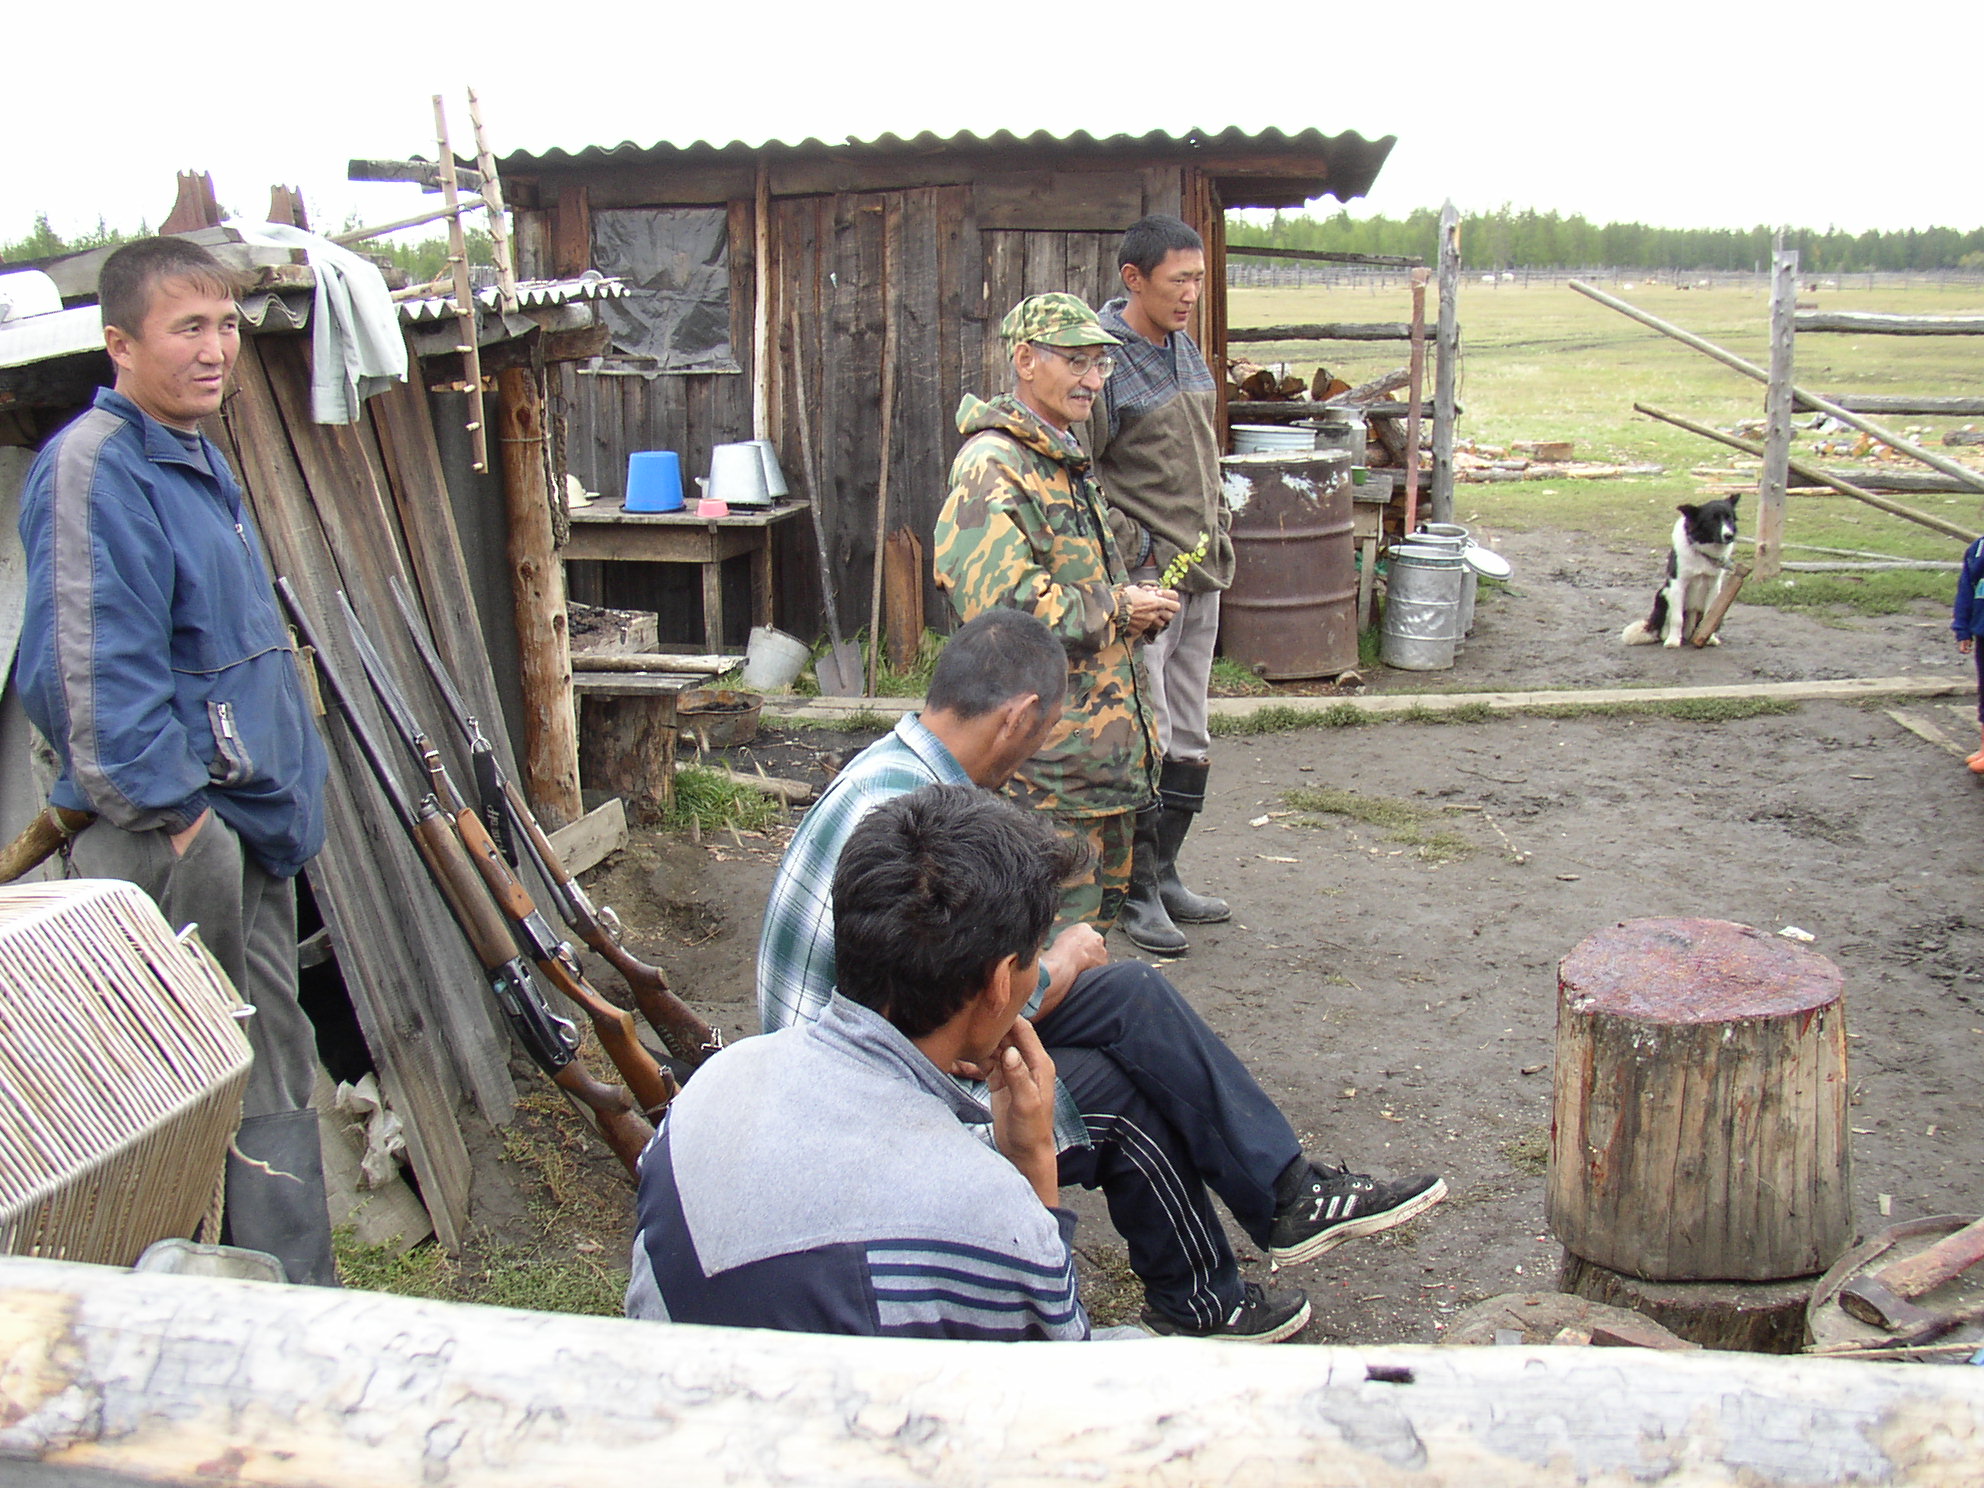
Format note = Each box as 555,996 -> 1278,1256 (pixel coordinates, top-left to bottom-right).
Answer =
933,393 -> 1157,819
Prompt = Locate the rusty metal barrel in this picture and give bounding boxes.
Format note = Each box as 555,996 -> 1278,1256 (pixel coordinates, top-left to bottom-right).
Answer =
1218,450 -> 1356,680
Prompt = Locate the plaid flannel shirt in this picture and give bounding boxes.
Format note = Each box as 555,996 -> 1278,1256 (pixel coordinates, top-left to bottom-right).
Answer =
756,714 -> 1089,1152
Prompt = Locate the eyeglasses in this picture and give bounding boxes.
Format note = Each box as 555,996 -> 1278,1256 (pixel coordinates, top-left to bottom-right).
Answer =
1030,343 -> 1116,379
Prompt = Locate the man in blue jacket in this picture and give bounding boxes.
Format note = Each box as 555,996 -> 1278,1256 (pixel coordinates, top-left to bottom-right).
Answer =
14,237 -> 334,1284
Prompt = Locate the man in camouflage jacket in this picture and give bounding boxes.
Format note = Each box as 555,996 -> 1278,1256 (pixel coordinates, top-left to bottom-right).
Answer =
934,294 -> 1179,930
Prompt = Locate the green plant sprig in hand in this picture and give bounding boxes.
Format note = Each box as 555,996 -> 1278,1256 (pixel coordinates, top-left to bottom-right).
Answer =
1160,530 -> 1210,590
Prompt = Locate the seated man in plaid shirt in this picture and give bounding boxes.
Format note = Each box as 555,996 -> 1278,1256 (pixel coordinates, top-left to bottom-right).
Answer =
758,607 -> 1444,1342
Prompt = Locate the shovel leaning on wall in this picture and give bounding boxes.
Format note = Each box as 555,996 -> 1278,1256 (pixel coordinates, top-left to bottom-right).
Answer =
787,302 -> 863,696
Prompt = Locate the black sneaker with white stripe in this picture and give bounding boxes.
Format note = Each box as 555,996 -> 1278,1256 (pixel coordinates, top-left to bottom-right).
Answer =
1268,1163 -> 1447,1267
1140,1281 -> 1312,1344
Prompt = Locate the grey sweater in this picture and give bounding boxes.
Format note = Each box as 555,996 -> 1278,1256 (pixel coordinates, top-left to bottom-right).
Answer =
627,994 -> 1088,1340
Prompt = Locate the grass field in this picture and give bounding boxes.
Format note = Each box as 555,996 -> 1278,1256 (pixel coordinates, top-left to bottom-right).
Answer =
1227,279 -> 1984,604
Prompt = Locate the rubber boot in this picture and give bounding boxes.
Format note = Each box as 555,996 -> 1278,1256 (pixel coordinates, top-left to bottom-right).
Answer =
1156,759 -> 1232,924
221,1107 -> 340,1286
1119,806 -> 1189,955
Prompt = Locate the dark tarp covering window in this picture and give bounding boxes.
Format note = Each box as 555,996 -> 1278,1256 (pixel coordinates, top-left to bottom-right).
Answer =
591,207 -> 736,371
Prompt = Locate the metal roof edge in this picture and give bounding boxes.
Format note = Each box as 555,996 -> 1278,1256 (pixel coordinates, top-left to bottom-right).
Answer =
501,124 -> 1395,174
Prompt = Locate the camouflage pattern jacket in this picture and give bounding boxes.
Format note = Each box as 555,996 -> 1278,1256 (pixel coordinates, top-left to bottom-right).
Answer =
933,393 -> 1157,818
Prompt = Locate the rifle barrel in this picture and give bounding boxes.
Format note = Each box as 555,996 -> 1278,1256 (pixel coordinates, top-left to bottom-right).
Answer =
282,579 -> 656,1174
387,574 -> 722,1065
338,587 -> 678,1117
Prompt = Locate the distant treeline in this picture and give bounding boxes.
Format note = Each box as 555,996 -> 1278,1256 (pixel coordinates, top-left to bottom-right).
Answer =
1228,207 -> 1984,274
0,212 -> 493,282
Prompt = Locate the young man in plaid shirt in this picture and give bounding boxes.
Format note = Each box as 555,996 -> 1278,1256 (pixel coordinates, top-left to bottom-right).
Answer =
757,608 -> 1444,1341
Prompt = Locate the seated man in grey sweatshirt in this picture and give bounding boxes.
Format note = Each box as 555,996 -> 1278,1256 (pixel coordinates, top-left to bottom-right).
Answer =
626,783 -> 1092,1339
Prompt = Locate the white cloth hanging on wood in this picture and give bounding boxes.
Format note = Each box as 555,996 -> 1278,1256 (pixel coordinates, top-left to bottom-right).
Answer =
227,221 -> 408,423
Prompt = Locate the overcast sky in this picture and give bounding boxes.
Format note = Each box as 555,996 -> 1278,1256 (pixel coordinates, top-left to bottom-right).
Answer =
8,1 -> 1978,251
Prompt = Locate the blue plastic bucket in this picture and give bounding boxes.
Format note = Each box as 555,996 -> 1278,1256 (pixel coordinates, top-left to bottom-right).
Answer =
626,450 -> 684,512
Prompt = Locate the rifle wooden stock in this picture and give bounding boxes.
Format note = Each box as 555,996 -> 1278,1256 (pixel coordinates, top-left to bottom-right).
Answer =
545,1061 -> 655,1173
332,587 -> 681,1121
416,799 -> 654,1173
385,573 -> 720,1065
450,802 -> 678,1119
0,806 -> 95,884
282,577 -> 652,1175
503,777 -> 720,1064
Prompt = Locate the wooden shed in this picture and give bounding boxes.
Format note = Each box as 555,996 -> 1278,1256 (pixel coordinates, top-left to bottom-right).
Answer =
497,126 -> 1396,649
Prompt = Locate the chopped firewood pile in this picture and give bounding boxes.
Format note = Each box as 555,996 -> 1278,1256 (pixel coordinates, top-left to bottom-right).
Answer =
1452,439 -> 1663,484
1223,361 -> 1424,470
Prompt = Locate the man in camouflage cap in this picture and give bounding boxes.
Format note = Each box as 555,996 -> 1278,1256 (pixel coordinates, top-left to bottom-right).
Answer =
933,294 -> 1179,931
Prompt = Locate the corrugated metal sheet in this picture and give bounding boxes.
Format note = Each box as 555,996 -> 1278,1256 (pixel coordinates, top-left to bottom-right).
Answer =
0,270 -> 105,370
236,275 -> 629,336
501,125 -> 1395,203
396,274 -> 628,324
238,291 -> 312,333
0,305 -> 104,370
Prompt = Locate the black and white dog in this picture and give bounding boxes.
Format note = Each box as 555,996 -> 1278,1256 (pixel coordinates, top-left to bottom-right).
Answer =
1622,496 -> 1740,648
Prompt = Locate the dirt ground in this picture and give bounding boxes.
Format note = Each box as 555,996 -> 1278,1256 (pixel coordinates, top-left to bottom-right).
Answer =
568,523 -> 1983,1344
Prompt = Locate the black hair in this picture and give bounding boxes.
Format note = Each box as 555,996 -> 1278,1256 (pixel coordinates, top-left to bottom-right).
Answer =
832,784 -> 1087,1039
927,608 -> 1068,726
1118,214 -> 1204,278
98,238 -> 241,340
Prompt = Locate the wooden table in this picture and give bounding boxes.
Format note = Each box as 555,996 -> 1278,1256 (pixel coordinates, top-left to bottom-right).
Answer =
563,500 -> 810,649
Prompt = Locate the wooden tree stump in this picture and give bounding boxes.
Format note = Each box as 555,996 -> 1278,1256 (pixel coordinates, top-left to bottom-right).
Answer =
1558,1251 -> 1816,1354
1549,918 -> 1852,1283
576,686 -> 678,825
1442,1291 -> 1697,1350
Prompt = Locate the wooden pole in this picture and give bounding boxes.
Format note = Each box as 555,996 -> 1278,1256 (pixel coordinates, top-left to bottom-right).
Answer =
432,95 -> 487,474
1634,403 -> 1979,543
1403,268 -> 1429,533
1226,244 -> 1424,268
1796,311 -> 1984,335
1431,202 -> 1461,526
865,198 -> 899,696
1569,279 -> 1984,497
9,1254 -> 1983,1487
1227,321 -> 1426,343
465,87 -> 518,316
495,365 -> 582,829
328,197 -> 489,247
1690,563 -> 1750,647
1756,238 -> 1797,581
753,156 -> 772,440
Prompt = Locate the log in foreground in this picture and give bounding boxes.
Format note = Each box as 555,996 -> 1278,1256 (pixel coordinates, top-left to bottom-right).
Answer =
2,1257 -> 1982,1487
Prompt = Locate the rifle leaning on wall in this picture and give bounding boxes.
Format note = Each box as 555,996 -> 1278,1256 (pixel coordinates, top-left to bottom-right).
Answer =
0,805 -> 94,884
333,590 -> 679,1122
275,578 -> 656,1175
385,574 -> 722,1066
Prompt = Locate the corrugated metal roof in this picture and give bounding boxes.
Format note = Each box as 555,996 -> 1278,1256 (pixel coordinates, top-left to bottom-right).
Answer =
501,125 -> 1395,203
0,270 -> 104,370
396,274 -> 628,324
235,275 -> 627,338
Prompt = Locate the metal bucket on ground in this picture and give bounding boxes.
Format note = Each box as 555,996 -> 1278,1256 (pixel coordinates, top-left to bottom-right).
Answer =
1413,523 -> 1477,639
1381,542 -> 1465,671
740,626 -> 809,691
1219,450 -> 1357,680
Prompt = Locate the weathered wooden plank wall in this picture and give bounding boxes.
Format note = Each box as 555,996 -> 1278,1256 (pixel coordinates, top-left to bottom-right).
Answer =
217,334 -> 527,1250
525,160 -> 1199,650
